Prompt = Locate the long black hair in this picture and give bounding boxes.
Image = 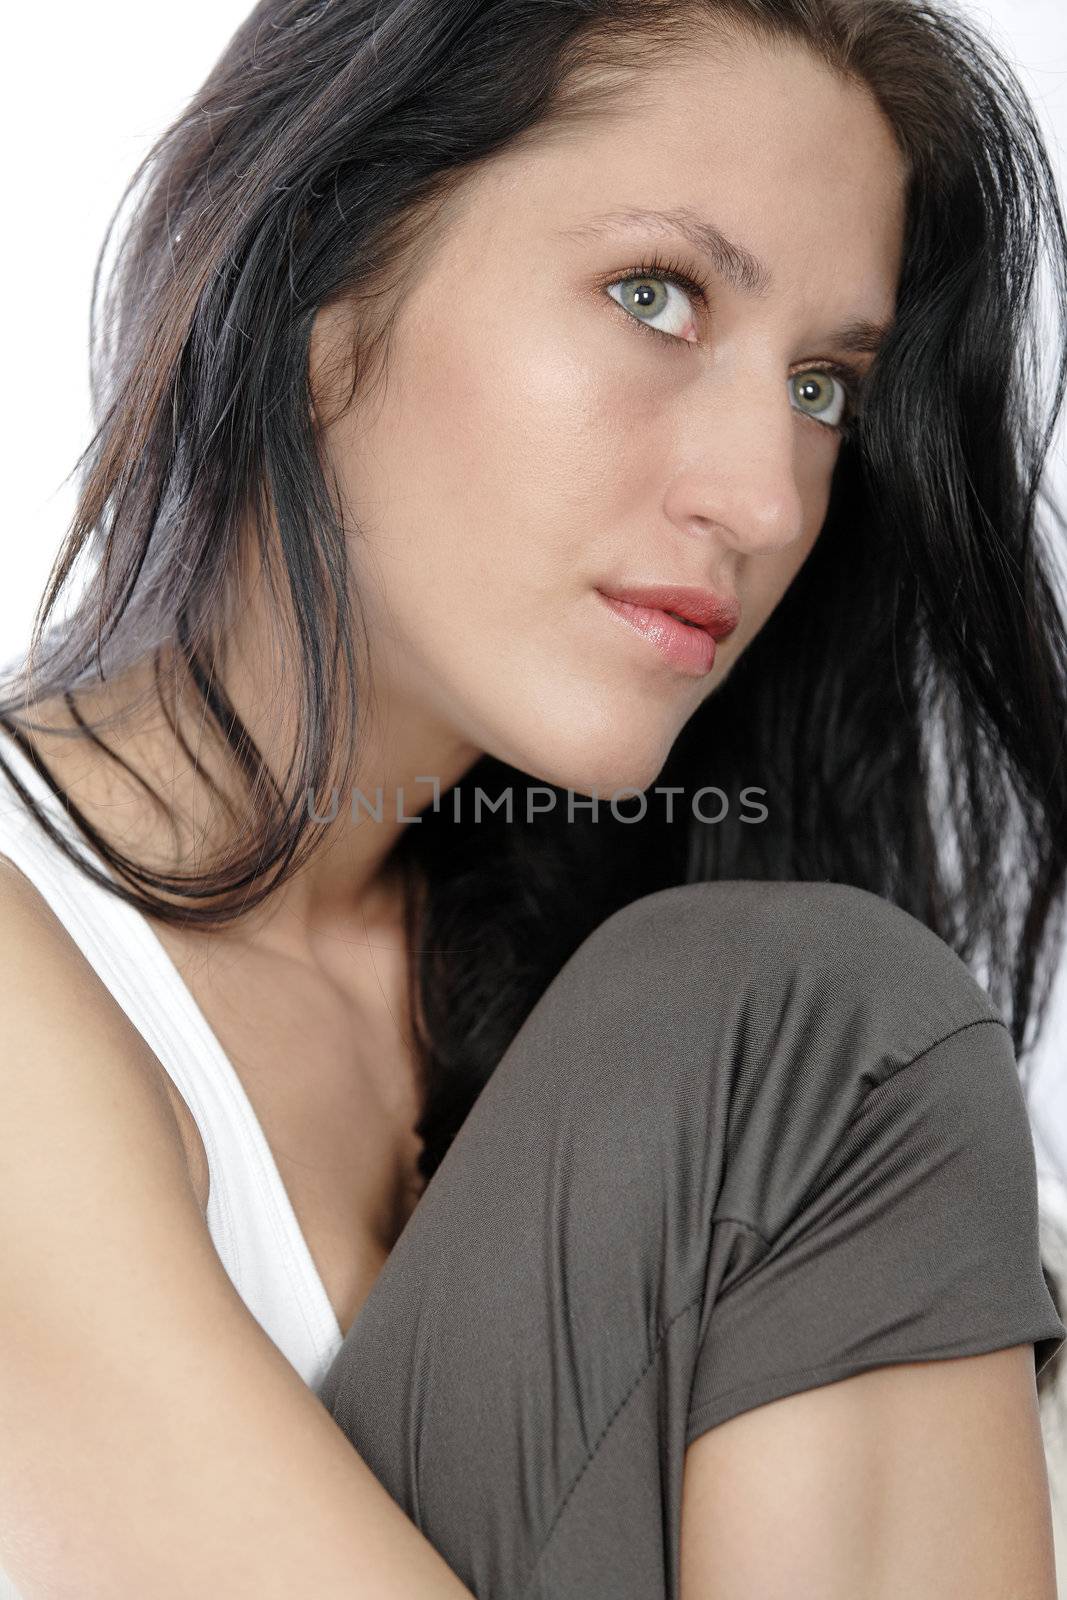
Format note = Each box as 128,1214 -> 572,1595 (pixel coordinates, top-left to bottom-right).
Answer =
4,0 -> 1067,1399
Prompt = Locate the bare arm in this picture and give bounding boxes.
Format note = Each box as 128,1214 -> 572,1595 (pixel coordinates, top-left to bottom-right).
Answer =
680,1340 -> 1058,1598
0,861 -> 475,1599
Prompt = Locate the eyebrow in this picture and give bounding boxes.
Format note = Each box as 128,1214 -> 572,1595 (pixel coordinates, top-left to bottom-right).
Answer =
556,205 -> 893,354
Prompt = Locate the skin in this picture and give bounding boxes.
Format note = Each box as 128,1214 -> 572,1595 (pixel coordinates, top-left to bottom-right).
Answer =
306,33 -> 899,812
0,23 -> 1057,1598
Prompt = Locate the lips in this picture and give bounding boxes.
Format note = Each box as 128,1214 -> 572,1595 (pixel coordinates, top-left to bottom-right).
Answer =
594,582 -> 741,640
593,582 -> 740,678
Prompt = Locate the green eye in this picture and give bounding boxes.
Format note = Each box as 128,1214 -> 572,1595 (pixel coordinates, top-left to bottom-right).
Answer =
607,272 -> 701,342
621,278 -> 670,320
789,369 -> 846,429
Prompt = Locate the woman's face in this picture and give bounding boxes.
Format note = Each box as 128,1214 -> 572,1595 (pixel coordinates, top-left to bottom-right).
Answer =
312,29 -> 906,797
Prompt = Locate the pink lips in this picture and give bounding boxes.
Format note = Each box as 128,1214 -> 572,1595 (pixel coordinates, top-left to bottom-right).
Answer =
594,582 -> 741,678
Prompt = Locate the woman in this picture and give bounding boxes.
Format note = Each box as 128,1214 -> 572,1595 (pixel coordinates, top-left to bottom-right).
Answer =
0,0 -> 1065,1593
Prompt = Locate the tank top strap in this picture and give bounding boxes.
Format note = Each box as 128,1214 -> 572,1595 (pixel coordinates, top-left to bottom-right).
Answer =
0,723 -> 342,1390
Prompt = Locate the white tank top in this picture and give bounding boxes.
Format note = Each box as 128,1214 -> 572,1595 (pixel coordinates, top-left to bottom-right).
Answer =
0,724 -> 344,1389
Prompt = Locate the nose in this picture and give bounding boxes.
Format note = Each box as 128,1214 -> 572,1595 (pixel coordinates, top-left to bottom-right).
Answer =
662,371 -> 809,557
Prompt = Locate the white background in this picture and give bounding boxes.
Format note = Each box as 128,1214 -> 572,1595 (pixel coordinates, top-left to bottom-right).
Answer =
2,1 -> 1065,1165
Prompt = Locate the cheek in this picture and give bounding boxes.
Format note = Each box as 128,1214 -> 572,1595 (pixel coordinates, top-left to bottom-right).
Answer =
320,296 -> 637,720
397,304 -> 611,571
788,437 -> 837,581
364,282 -> 663,611
721,461 -> 833,662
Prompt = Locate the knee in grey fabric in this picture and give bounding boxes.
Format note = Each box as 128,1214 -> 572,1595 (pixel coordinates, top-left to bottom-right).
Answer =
320,879 -> 1063,1600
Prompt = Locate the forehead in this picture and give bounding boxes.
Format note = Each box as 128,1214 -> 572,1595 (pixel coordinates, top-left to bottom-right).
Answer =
481,28 -> 907,308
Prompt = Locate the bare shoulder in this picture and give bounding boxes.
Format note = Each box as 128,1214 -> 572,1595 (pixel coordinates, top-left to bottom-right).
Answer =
0,851 -> 209,1211
0,852 -> 475,1597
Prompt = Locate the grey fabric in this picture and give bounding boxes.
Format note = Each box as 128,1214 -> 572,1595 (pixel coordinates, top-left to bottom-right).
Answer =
319,878 -> 1065,1599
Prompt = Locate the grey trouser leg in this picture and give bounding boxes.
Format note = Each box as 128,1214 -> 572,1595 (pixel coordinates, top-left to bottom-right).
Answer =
318,879 -> 1063,1599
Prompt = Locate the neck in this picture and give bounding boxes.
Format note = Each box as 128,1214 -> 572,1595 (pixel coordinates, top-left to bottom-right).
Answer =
18,553 -> 482,961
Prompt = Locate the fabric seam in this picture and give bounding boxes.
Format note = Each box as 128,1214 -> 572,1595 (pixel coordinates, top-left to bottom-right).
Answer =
519,1294 -> 703,1597
685,1319 -> 1066,1430
858,1013 -> 1010,1093
520,1014 -> 1014,1593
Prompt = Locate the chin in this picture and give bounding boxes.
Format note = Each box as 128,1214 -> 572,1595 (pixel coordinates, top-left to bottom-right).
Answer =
504,729 -> 676,803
